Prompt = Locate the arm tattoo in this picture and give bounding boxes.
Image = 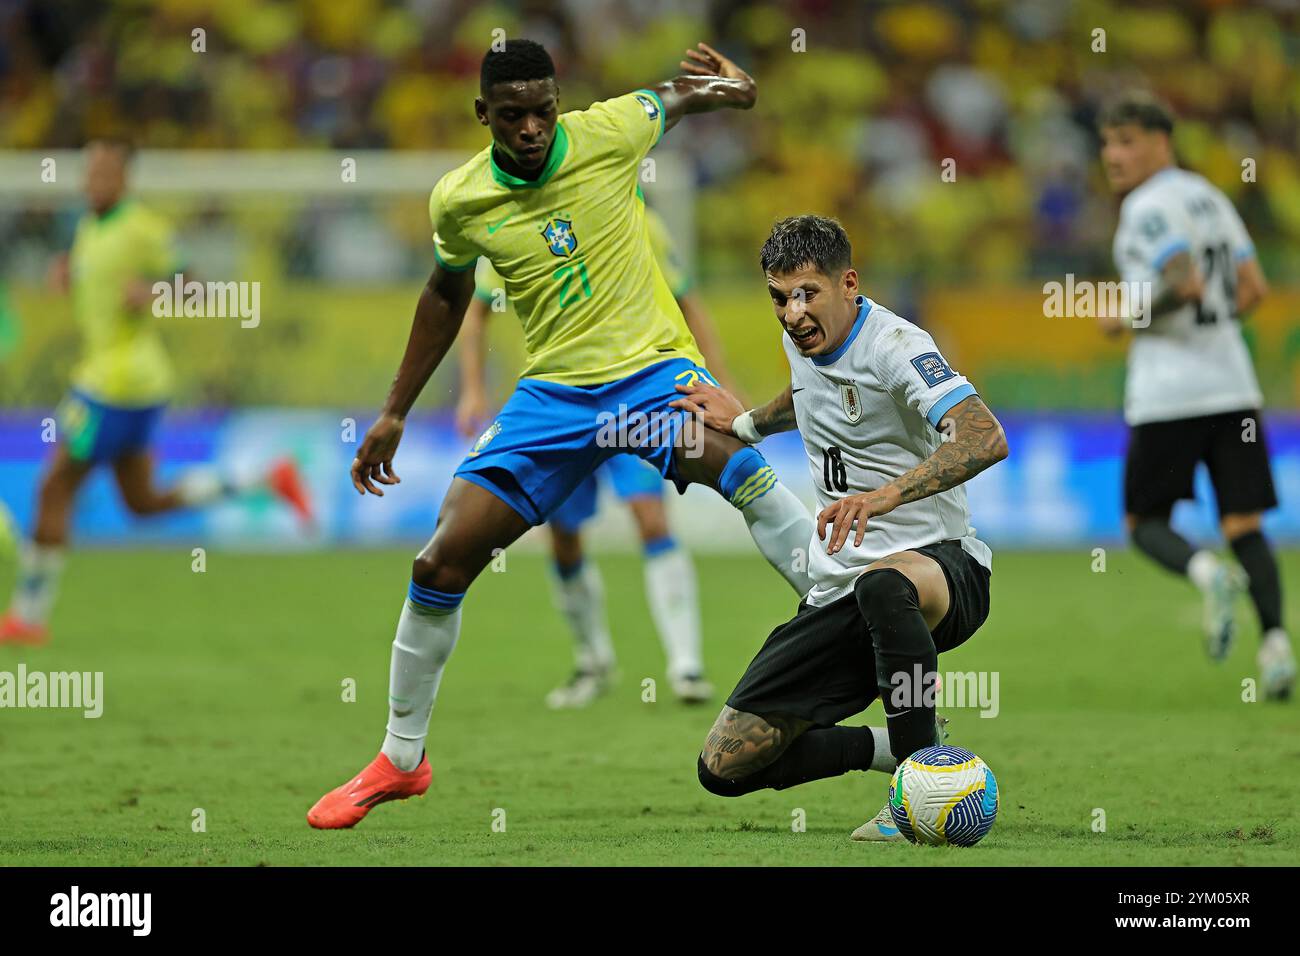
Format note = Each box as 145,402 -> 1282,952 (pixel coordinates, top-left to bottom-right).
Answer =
886,396 -> 1008,507
751,387 -> 797,436
1146,251 -> 1195,321
702,706 -> 809,779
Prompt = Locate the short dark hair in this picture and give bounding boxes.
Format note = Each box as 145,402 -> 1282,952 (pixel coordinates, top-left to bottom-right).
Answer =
480,39 -> 555,96
86,135 -> 135,160
1098,91 -> 1174,135
759,215 -> 853,278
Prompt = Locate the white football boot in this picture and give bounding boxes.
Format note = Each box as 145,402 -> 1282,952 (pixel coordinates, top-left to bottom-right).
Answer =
851,716 -> 950,842
544,668 -> 613,710
1258,629 -> 1296,701
1203,564 -> 1247,661
671,673 -> 714,704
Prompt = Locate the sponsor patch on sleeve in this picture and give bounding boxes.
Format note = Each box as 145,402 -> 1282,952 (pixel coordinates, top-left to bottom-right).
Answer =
634,93 -> 660,122
910,351 -> 956,388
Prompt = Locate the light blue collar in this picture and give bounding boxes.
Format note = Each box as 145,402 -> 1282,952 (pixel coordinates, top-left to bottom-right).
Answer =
812,295 -> 872,366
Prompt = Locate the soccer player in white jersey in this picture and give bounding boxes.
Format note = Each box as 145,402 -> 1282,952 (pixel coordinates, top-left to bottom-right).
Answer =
672,216 -> 1008,841
1098,92 -> 1294,700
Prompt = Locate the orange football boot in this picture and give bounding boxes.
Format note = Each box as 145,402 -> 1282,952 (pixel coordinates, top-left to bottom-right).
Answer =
307,752 -> 432,829
0,611 -> 48,646
267,458 -> 315,526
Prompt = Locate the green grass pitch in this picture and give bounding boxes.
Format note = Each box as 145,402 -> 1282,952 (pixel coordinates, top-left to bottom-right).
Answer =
0,547 -> 1295,866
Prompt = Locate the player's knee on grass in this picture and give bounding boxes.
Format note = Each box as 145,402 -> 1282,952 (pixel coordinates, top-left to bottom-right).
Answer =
697,754 -> 761,797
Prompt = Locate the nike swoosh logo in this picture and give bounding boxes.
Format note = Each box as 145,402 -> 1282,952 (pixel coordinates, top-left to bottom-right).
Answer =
792,387 -> 805,393
487,215 -> 514,234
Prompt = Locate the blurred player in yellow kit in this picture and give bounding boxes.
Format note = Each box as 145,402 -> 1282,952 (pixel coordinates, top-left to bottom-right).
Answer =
456,208 -> 744,707
0,139 -> 313,646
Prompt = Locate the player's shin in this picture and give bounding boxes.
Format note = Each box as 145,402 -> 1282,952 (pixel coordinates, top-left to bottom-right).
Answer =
381,583 -> 463,772
719,448 -> 813,596
643,537 -> 703,679
1229,530 -> 1284,634
6,540 -> 65,626
697,725 -> 886,796
855,569 -> 940,764
551,558 -> 615,672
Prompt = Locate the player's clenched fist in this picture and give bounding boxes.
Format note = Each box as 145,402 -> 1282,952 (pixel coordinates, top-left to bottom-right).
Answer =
351,413 -> 404,497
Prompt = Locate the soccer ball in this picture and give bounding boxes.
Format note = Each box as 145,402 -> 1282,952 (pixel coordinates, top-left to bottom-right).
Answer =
888,746 -> 999,847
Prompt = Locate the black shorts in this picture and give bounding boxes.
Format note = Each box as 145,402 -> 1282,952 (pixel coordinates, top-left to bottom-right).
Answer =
725,540 -> 991,727
1124,409 -> 1278,518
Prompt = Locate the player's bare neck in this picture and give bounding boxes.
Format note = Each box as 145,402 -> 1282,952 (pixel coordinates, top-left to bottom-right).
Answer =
93,199 -> 124,219
492,145 -> 545,182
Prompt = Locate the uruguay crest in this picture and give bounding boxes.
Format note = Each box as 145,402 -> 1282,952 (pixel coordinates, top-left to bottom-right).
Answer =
840,383 -> 862,423
541,218 -> 578,258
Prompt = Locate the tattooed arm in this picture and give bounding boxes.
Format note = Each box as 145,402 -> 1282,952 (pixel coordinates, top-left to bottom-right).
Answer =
701,706 -> 811,779
670,384 -> 797,437
818,394 -> 1008,554
750,386 -> 796,436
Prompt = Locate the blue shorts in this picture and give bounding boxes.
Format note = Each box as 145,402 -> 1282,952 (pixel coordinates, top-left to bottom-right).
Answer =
58,390 -> 165,465
549,453 -> 664,532
454,357 -> 716,526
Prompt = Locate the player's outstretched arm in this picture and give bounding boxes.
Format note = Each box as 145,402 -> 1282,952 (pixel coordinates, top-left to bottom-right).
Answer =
352,263 -> 474,496
818,395 -> 1008,554
670,383 -> 794,439
650,42 -> 756,134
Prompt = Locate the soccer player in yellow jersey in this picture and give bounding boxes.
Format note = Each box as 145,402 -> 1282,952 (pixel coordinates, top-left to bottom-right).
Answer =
0,139 -> 312,646
308,40 -> 816,828
456,211 -> 743,709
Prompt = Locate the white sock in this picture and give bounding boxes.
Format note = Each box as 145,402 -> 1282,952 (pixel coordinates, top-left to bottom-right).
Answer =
175,467 -> 231,507
9,542 -> 65,626
1187,550 -> 1222,591
552,560 -> 615,673
1262,627 -> 1291,652
643,541 -> 703,679
739,482 -> 814,597
869,726 -> 896,773
381,600 -> 461,772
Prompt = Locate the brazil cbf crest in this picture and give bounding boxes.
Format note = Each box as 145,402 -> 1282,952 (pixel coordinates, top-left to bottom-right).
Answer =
840,383 -> 862,423
469,421 -> 501,457
541,218 -> 577,258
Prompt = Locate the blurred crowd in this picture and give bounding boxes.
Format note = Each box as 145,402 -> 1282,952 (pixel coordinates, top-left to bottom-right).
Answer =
2,0 -> 1297,281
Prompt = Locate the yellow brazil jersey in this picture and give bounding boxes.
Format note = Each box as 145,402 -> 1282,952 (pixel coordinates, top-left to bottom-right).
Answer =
473,206 -> 691,304
69,202 -> 177,406
430,89 -> 703,387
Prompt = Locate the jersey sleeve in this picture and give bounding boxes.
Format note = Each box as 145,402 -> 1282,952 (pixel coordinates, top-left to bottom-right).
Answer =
573,90 -> 666,165
1112,194 -> 1191,284
874,323 -> 977,431
136,211 -> 179,276
1215,192 -> 1256,262
428,177 -> 477,272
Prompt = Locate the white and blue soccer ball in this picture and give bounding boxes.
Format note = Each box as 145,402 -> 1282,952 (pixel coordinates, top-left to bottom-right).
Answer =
888,746 -> 998,847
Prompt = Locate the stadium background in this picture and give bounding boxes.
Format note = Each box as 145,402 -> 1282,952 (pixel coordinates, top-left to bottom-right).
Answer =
2,0 -> 1298,550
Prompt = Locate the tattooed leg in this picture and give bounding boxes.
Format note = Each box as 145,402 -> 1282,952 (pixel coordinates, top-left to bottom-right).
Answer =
702,706 -> 809,779
697,706 -> 880,797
